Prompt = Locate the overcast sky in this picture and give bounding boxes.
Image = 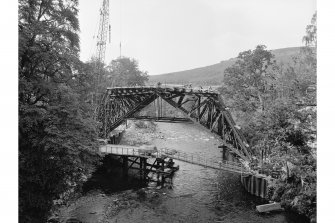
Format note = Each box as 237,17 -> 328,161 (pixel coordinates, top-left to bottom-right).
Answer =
78,0 -> 316,75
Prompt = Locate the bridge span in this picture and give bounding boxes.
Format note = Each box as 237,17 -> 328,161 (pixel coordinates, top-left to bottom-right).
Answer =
96,86 -> 252,162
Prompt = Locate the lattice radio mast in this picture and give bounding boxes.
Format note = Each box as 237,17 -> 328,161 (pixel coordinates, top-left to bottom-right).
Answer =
93,0 -> 111,106
95,0 -> 110,64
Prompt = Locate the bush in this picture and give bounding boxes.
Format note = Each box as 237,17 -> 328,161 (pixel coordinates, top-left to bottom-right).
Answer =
134,120 -> 157,131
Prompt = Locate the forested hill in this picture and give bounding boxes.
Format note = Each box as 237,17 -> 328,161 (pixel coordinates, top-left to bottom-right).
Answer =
148,47 -> 302,85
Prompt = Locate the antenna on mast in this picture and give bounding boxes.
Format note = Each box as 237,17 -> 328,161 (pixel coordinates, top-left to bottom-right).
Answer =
120,42 -> 122,58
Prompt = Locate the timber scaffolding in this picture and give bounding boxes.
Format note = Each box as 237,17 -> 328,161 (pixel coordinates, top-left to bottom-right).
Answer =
99,144 -> 251,175
100,144 -> 181,183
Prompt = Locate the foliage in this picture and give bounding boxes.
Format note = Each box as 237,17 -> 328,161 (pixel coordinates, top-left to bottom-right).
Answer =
19,0 -> 81,105
79,58 -> 111,103
303,12 -> 317,48
275,12 -> 316,106
219,13 -> 317,221
134,120 -> 157,132
243,92 -> 316,220
19,87 -> 100,222
19,0 -> 100,222
106,57 -> 149,87
220,45 -> 278,113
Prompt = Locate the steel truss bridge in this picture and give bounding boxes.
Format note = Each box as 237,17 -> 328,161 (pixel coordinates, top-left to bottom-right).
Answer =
96,86 -> 251,162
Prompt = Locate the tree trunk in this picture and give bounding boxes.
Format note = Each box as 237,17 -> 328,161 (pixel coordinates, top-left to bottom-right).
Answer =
257,92 -> 264,112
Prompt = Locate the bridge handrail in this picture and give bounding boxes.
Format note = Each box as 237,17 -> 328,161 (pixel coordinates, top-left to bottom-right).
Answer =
158,148 -> 250,174
100,144 -> 139,156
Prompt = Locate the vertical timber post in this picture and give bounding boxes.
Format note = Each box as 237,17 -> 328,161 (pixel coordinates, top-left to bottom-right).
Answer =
139,157 -> 147,181
161,97 -> 163,117
122,156 -> 128,178
144,158 -> 147,181
156,97 -> 161,119
161,158 -> 165,185
197,96 -> 201,121
139,157 -> 143,180
219,145 -> 228,160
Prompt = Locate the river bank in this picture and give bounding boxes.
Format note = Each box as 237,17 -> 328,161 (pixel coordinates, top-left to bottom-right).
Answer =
56,187 -> 181,223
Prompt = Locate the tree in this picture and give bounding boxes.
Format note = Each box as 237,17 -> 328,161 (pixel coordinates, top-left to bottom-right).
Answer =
226,14 -> 317,221
106,57 -> 149,87
300,11 -> 316,100
19,86 -> 99,222
222,45 -> 276,111
220,45 -> 277,113
265,13 -> 317,221
303,12 -> 317,48
275,12 -> 316,106
19,0 -> 82,105
78,58 -> 111,104
19,1 -> 99,222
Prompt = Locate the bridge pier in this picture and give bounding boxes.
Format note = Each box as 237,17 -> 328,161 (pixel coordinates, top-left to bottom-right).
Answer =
139,157 -> 147,180
219,145 -> 228,160
241,174 -> 268,199
219,144 -> 239,163
156,157 -> 166,184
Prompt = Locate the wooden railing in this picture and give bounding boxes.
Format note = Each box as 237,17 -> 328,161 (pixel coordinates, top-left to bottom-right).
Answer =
100,144 -> 142,157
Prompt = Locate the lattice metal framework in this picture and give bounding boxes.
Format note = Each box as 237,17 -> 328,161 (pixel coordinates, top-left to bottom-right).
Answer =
96,87 -> 251,161
95,0 -> 110,63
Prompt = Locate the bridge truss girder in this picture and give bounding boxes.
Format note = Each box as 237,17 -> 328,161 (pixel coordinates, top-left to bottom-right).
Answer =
96,87 -> 251,161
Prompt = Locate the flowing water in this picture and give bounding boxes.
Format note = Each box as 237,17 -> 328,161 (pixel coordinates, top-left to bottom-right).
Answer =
146,122 -> 308,223
78,121 -> 309,223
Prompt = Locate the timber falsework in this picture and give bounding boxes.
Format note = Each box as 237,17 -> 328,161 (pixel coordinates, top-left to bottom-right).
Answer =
96,86 -> 251,161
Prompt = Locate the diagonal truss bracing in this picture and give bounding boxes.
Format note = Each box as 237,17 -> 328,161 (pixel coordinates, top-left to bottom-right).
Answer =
96,87 -> 251,161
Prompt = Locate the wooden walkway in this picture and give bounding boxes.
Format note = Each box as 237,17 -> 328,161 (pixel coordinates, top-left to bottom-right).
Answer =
99,144 -> 251,174
99,144 -> 151,158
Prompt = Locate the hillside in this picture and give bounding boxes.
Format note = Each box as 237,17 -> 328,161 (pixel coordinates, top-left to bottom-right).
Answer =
148,47 -> 303,85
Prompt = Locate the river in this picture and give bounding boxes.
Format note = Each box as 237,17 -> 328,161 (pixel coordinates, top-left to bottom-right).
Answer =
57,121 -> 309,223
145,122 -> 308,223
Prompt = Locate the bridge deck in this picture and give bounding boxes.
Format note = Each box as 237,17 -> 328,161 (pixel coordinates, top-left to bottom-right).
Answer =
99,144 -> 250,174
106,86 -> 218,97
99,144 -> 151,158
